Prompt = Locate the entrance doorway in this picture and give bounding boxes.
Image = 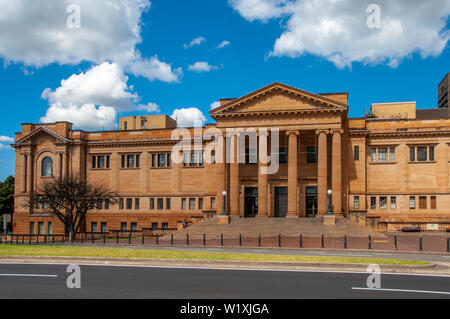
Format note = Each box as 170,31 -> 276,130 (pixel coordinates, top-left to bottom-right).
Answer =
244,187 -> 258,217
274,187 -> 288,217
306,186 -> 318,217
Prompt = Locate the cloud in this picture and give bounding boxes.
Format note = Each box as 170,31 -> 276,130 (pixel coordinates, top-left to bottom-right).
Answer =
210,101 -> 221,110
184,36 -> 206,49
188,62 -> 218,73
0,136 -> 14,150
217,40 -> 231,49
137,102 -> 160,113
170,108 -> 206,127
0,136 -> 14,143
40,62 -> 160,130
229,0 -> 450,68
0,0 -> 182,82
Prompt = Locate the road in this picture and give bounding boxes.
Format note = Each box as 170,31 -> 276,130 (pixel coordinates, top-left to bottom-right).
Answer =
0,263 -> 449,299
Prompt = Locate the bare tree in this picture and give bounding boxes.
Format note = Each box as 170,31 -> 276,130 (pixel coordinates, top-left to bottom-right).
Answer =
25,175 -> 118,241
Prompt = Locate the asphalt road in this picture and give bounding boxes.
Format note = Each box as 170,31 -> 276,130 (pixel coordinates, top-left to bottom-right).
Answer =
0,263 -> 449,299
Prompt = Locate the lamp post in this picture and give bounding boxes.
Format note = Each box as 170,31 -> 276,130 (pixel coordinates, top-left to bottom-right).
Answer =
221,190 -> 227,216
327,189 -> 333,215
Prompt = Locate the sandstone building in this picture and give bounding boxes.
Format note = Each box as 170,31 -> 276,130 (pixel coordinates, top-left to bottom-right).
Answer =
11,79 -> 450,234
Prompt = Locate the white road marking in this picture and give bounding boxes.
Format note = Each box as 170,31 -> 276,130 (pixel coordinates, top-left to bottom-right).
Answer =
0,273 -> 58,278
352,287 -> 450,295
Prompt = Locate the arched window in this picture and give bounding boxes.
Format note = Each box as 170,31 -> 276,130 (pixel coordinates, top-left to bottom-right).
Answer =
41,157 -> 53,177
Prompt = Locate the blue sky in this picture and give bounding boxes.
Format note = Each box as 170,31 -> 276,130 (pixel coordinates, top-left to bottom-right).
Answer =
0,0 -> 449,180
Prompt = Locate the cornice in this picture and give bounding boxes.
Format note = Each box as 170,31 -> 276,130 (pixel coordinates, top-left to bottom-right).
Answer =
212,107 -> 347,119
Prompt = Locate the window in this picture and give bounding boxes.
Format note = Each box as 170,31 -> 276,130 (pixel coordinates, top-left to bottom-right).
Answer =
307,147 -> 318,163
42,157 -> 53,177
158,154 -> 166,167
152,154 -> 157,167
410,146 -> 435,162
409,196 -> 416,209
121,223 -> 127,231
38,222 -> 44,235
431,196 -> 437,209
211,197 -> 216,210
131,223 -> 137,231
370,149 -> 377,162
157,198 -> 164,210
96,199 -> 103,209
92,155 -> 110,169
101,222 -> 107,233
141,117 -> 147,128
354,196 -> 360,209
119,198 -> 124,210
135,198 -> 140,210
30,222 -> 35,235
389,147 -> 396,162
150,198 -> 155,210
124,121 -> 128,130
379,196 -> 387,209
390,197 -> 397,209
47,222 -> 53,235
370,147 -> 395,163
151,222 -> 158,230
126,198 -> 132,210
104,199 -> 110,210
189,198 -> 196,210
127,155 -> 135,168
245,149 -> 257,164
182,198 -> 187,210
419,196 -> 427,209
278,147 -> 288,164
370,197 -> 376,209
166,198 -> 171,210
417,147 -> 427,162
121,154 -> 140,168
211,150 -> 216,164
91,222 -> 98,233
167,154 -> 171,167
354,146 -> 360,161
162,223 -> 169,229
198,198 -> 203,210
378,148 -> 388,163
429,147 -> 435,161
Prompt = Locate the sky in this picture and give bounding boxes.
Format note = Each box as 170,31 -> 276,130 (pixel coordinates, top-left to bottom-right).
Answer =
0,0 -> 449,180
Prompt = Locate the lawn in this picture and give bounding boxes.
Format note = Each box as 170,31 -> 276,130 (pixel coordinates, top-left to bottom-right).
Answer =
0,245 -> 428,265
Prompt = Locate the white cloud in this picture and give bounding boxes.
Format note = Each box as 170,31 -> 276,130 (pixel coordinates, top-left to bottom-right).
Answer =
184,36 -> 206,49
137,102 -> 160,113
0,136 -> 14,143
0,0 -> 182,82
217,40 -> 231,49
229,0 -> 450,68
40,62 -> 160,130
188,62 -> 218,73
170,108 -> 206,127
210,101 -> 221,110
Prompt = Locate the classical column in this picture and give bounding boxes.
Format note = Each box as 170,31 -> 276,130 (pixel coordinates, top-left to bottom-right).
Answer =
258,131 -> 269,217
62,152 -> 68,178
287,131 -> 299,217
332,129 -> 342,216
27,154 -> 33,194
22,153 -> 27,193
317,130 -> 329,215
229,134 -> 240,216
216,134 -> 226,215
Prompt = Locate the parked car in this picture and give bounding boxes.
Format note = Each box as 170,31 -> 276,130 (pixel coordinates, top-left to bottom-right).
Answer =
401,226 -> 421,232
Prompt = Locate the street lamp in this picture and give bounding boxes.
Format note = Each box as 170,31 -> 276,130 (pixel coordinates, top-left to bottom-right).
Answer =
221,190 -> 227,216
327,189 -> 333,215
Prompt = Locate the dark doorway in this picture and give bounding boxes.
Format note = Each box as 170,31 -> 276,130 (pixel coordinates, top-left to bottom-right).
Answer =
306,186 -> 318,217
274,187 -> 288,217
244,187 -> 258,217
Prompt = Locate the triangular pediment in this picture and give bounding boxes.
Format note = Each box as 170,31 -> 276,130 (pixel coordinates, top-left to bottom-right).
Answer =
210,82 -> 347,116
14,127 -> 70,146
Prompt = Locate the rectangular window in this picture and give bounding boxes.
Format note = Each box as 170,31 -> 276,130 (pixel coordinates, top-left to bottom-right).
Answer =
370,148 -> 377,162
211,150 -> 216,164
354,196 -> 360,209
278,147 -> 288,164
131,222 -> 137,231
151,222 -> 158,230
419,196 -> 427,209
91,222 -> 98,233
92,156 -> 96,169
354,146 -> 360,161
30,222 -> 35,235
183,153 -> 189,167
162,223 -> 169,229
378,148 -> 388,163
135,198 -> 140,210
38,222 -> 44,235
127,155 -> 135,168
121,222 -> 127,231
47,222 -> 53,235
104,199 -> 110,210
246,149 -> 257,164
152,154 -> 157,168
429,146 -> 435,161
126,198 -> 132,210
390,197 -> 397,209
199,152 -> 204,166
136,154 -> 140,168
190,153 -> 197,167
417,147 -> 427,162
167,154 -> 171,167
157,198 -> 164,210
150,198 -> 155,210
379,196 -> 387,209
96,199 -> 103,210
211,197 -> 216,210
106,155 -> 110,168
121,155 -> 126,168
158,154 -> 166,167
409,196 -> 416,209
431,196 -> 437,209
198,198 -> 203,210
410,147 -> 415,161
98,155 -> 105,168
370,197 -> 376,209
101,222 -> 107,233
307,147 -> 318,164
182,198 -> 187,210
189,198 -> 196,210
166,198 -> 171,210
119,198 -> 124,210
389,147 -> 395,162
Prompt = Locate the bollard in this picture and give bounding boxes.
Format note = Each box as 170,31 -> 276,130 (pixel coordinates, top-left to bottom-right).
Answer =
52,235 -> 55,244
92,233 -> 95,244
321,235 -> 324,248
156,235 -> 159,245
116,233 -> 119,244
203,234 -> 206,246
220,234 -> 223,246
299,234 -> 303,248
278,234 -> 281,248
419,236 -> 423,251
368,235 -> 372,250
258,234 -> 261,247
103,234 -> 106,245
186,234 -> 189,246
23,235 -> 26,245
171,234 -> 174,246
36,235 -> 39,244
394,235 -> 398,251
344,235 -> 347,249
128,233 -> 131,245
16,235 -> 19,245
141,233 -> 144,245
239,234 -> 242,247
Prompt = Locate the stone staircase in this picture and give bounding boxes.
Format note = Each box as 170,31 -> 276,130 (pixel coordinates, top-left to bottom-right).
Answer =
169,216 -> 382,239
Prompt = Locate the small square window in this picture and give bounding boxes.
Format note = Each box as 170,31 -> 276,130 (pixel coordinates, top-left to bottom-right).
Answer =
189,198 -> 196,210
166,198 -> 171,210
182,198 -> 187,210
198,198 -> 203,210
211,197 -> 216,210
150,198 -> 155,210
354,146 -> 359,161
135,198 -> 140,210
417,147 -> 427,162
409,196 -> 416,209
390,197 -> 397,209
379,196 -> 387,209
157,198 -> 164,210
370,149 -> 377,162
119,198 -> 124,210
430,196 -> 436,209
354,196 -> 360,209
370,197 -> 376,209
126,198 -> 132,210
419,196 -> 427,209
121,222 -> 127,231
307,147 -> 318,163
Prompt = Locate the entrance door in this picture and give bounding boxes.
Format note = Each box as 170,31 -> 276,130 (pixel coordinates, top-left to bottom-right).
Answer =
305,186 -> 318,217
274,187 -> 288,217
244,187 -> 258,217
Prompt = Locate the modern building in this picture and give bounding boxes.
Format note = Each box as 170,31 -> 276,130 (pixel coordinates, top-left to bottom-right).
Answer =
438,73 -> 449,110
11,80 -> 450,234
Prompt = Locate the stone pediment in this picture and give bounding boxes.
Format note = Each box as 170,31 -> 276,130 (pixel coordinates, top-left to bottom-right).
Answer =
14,127 -> 70,146
210,82 -> 348,117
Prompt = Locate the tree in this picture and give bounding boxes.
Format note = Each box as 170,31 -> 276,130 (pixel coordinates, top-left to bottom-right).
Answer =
26,175 -> 118,241
0,176 -> 14,231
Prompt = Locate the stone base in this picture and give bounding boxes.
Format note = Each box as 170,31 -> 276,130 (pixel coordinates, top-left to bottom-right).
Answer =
323,215 -> 336,226
217,215 -> 230,225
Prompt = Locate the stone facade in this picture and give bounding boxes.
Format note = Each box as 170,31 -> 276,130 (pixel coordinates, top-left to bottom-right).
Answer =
11,82 -> 450,234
